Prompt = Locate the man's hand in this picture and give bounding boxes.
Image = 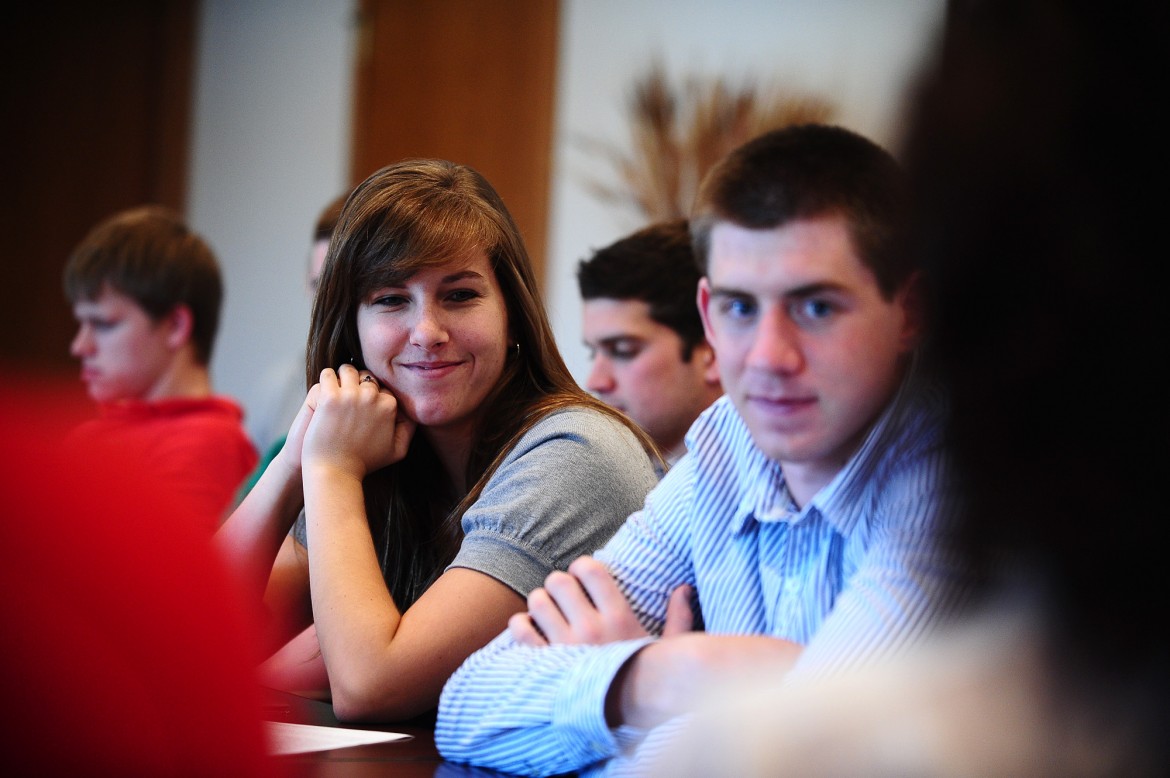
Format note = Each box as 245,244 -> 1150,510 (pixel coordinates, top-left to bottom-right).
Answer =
509,556 -> 696,646
608,633 -> 803,730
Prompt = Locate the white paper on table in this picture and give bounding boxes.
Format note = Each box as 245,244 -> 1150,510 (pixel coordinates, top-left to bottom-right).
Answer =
265,720 -> 412,755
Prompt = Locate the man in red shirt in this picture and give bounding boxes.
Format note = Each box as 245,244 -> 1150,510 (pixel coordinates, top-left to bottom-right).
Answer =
64,205 -> 257,527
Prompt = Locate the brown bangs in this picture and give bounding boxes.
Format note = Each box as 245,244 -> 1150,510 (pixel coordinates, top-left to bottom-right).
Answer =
350,191 -> 502,300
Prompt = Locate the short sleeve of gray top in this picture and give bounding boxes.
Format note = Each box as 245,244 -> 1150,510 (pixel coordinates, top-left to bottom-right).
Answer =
293,407 -> 658,597
451,407 -> 657,595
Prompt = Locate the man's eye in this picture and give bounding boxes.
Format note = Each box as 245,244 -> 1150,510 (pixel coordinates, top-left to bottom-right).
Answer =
721,297 -> 756,319
795,298 -> 835,321
606,344 -> 640,360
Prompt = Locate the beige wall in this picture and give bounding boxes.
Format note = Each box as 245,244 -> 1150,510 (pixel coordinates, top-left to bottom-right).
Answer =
191,0 -> 946,447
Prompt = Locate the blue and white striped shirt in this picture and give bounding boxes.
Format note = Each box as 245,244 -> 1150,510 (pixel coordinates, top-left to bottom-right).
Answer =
436,371 -> 964,776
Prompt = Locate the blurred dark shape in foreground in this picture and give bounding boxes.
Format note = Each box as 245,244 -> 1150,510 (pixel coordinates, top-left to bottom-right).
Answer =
0,372 -> 278,776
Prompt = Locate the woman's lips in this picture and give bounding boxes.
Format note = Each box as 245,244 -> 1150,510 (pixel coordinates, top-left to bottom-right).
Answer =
400,360 -> 462,378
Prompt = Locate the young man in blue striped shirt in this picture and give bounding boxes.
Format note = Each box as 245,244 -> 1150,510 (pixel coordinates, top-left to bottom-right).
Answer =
436,124 -> 964,776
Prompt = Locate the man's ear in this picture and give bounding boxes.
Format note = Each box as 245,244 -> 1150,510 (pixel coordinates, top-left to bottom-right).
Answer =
163,304 -> 194,351
895,271 -> 925,352
693,341 -> 720,385
697,277 -> 715,343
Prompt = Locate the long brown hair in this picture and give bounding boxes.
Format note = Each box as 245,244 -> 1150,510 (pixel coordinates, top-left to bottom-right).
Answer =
307,159 -> 658,607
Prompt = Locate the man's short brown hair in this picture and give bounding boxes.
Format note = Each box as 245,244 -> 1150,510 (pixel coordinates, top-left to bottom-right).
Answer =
690,124 -> 910,299
63,206 -> 223,365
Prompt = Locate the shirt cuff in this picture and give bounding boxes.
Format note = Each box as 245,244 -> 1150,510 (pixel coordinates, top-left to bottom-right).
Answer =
553,637 -> 655,761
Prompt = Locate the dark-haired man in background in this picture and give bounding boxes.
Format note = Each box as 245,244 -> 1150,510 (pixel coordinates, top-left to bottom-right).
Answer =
578,219 -> 722,468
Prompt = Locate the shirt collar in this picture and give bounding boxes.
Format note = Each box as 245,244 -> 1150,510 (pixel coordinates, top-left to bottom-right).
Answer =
728,361 -> 922,537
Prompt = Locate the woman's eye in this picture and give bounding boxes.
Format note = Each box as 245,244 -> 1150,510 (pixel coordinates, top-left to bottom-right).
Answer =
373,294 -> 408,307
447,289 -> 480,303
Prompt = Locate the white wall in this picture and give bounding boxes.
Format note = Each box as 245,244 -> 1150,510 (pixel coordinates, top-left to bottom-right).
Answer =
547,0 -> 947,383
188,0 -> 945,448
189,0 -> 356,451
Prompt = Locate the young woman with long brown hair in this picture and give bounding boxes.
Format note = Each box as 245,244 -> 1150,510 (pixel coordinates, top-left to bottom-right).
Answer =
218,159 -> 659,721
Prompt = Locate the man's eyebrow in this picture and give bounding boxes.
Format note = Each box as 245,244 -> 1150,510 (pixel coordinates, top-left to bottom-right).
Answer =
709,281 -> 847,298
707,284 -> 754,298
586,334 -> 641,348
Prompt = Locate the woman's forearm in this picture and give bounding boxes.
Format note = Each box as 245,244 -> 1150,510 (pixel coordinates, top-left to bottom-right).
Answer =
215,448 -> 304,596
302,463 -> 408,718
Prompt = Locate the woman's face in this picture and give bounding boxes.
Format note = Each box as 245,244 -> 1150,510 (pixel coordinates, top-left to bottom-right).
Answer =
356,248 -> 510,446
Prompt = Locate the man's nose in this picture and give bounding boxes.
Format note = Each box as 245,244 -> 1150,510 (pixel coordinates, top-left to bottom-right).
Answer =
745,309 -> 804,375
586,355 -> 616,394
70,326 -> 93,358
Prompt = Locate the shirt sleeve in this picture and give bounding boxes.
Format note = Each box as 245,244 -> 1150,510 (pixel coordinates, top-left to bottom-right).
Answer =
435,458 -> 701,775
436,630 -> 653,775
789,449 -> 965,679
448,408 -> 658,596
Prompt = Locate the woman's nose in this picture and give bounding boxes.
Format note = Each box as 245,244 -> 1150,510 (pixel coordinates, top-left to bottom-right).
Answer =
409,307 -> 449,350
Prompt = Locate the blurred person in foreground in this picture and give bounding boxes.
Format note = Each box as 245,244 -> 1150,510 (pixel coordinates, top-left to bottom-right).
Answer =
577,219 -> 722,470
64,205 -> 257,527
0,378 -> 274,776
649,1 -> 1167,775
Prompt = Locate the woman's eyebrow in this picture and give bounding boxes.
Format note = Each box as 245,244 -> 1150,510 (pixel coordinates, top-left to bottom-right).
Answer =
440,269 -> 486,284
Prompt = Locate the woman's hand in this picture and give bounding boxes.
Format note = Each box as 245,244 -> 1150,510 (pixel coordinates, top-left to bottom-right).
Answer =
301,364 -> 415,479
275,383 -> 321,476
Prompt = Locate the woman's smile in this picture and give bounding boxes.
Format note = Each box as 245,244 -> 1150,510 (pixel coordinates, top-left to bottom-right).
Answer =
357,248 -> 510,445
398,359 -> 465,376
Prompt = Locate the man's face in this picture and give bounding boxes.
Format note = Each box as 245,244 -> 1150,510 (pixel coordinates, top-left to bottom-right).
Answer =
308,237 -> 329,295
698,214 -> 917,485
583,298 -> 719,457
70,285 -> 177,403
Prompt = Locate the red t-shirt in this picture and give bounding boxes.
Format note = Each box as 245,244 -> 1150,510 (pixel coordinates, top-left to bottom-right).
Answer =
69,396 -> 258,528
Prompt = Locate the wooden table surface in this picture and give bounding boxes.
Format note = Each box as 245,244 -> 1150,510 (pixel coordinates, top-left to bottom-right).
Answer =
263,687 -> 536,777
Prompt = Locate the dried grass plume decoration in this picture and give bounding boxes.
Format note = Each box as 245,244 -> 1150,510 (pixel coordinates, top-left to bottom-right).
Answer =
581,63 -> 836,222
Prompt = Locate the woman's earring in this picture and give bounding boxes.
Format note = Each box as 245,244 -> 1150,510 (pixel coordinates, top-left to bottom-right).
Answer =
511,342 -> 521,357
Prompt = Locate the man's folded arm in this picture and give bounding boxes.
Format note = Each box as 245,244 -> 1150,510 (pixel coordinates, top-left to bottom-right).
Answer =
436,630 -> 654,775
